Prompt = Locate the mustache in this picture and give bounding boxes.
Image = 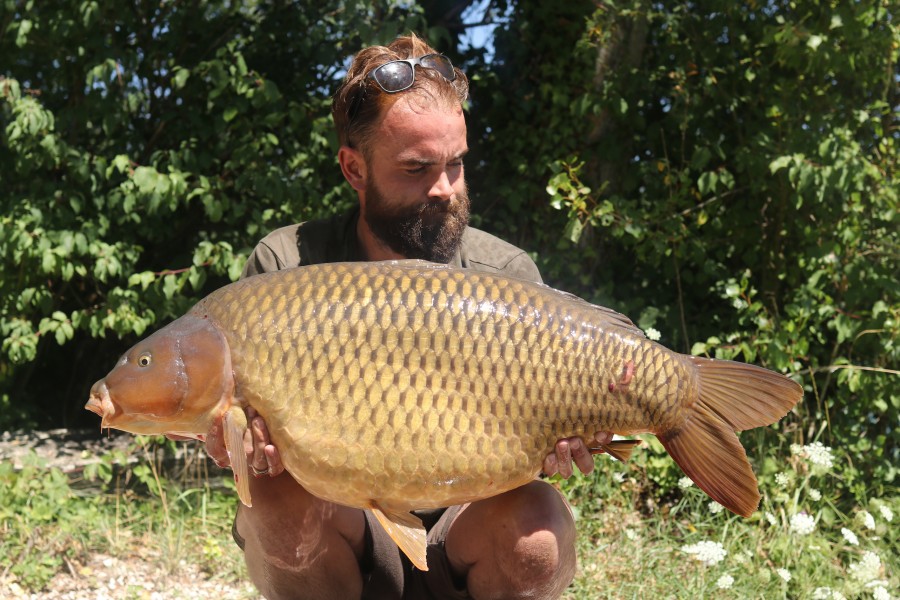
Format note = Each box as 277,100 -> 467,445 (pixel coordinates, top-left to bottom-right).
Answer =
419,197 -> 461,215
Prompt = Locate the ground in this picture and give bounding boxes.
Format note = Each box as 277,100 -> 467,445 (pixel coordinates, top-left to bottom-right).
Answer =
1,551 -> 261,600
1,428 -> 261,600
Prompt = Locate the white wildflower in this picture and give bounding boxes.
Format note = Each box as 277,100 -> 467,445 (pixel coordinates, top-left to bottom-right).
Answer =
801,442 -> 835,469
681,541 -> 727,566
775,472 -> 791,487
709,500 -> 724,514
872,586 -> 890,600
790,512 -> 816,535
624,528 -> 639,541
809,488 -> 822,501
813,588 -> 847,600
849,551 -> 882,584
777,568 -> 792,582
858,510 -> 876,530
716,574 -> 734,590
878,504 -> 893,523
612,472 -> 626,483
678,476 -> 694,489
765,512 -> 779,526
791,443 -> 803,455
841,527 -> 859,546
645,327 -> 661,341
733,550 -> 753,564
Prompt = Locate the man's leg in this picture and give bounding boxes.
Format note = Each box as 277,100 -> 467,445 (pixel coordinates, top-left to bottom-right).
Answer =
443,480 -> 577,600
234,472 -> 368,600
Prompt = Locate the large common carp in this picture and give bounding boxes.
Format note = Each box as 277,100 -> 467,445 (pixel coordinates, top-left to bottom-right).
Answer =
86,260 -> 801,570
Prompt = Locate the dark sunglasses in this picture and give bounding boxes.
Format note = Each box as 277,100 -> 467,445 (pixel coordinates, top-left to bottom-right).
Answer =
367,53 -> 457,93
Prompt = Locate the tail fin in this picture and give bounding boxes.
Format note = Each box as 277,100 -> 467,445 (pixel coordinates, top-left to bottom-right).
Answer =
658,357 -> 802,517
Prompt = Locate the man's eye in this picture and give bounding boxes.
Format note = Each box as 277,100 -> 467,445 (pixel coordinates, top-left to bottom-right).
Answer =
406,166 -> 426,175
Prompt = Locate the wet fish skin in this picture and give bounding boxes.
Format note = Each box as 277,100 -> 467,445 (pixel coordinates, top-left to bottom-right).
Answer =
194,262 -> 690,508
86,260 -> 802,570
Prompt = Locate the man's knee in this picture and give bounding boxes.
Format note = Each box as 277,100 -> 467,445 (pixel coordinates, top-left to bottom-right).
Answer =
450,481 -> 577,598
499,482 -> 577,590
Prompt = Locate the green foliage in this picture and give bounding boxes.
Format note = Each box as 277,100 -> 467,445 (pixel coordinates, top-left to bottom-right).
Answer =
0,446 -> 246,592
0,453 -> 93,589
470,0 -> 899,497
558,440 -> 898,599
1,0 -> 896,509
1,1 -> 427,427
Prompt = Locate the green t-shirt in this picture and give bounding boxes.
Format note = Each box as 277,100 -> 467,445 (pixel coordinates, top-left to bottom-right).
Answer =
241,208 -> 542,284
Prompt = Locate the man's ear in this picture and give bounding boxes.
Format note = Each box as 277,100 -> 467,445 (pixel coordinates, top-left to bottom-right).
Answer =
338,146 -> 367,192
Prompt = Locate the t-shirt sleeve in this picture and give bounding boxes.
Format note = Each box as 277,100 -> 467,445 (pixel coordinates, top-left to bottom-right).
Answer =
502,252 -> 543,284
461,228 -> 544,284
240,224 -> 302,280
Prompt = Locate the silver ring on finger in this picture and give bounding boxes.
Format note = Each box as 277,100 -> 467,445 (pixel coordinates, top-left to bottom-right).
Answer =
251,464 -> 269,477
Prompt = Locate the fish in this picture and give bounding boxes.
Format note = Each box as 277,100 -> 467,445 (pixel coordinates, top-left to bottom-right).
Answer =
85,260 -> 802,570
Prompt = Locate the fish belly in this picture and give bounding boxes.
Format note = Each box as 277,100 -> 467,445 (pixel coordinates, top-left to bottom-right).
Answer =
190,261 -> 692,510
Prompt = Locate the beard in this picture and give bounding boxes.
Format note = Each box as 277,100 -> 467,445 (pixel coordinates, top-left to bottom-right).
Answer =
363,178 -> 470,263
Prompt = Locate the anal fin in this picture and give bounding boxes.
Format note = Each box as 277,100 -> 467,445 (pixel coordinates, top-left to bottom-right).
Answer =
589,439 -> 642,462
370,504 -> 428,571
223,406 -> 251,507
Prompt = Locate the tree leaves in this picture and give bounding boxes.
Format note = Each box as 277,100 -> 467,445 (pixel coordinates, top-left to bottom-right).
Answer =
0,0 -> 425,427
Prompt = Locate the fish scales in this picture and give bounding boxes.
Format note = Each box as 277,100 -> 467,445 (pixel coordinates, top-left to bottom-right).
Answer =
191,262 -> 679,508
87,260 -> 802,570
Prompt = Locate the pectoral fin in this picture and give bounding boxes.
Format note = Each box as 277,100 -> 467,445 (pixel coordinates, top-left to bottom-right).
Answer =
370,504 -> 428,571
223,406 -> 251,507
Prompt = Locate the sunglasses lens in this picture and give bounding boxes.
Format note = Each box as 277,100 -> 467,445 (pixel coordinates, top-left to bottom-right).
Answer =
419,55 -> 456,81
372,61 -> 414,92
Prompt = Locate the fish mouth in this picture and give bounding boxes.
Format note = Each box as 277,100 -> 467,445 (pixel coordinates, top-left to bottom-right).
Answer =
85,380 -> 116,428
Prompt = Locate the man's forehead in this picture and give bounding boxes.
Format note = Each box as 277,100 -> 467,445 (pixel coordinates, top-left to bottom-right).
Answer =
375,97 -> 467,161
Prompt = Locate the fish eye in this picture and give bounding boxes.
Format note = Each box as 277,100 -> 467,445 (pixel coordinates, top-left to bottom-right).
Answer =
137,353 -> 152,367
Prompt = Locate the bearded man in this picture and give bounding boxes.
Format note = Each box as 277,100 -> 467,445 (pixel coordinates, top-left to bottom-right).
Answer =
206,34 -> 611,600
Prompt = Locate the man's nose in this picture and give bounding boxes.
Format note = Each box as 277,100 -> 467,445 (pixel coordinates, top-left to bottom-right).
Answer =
428,171 -> 454,201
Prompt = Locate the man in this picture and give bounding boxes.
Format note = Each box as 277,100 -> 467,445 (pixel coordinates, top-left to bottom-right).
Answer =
204,34 -> 612,599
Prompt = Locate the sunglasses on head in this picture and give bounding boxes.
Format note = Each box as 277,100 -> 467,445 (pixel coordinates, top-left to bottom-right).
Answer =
367,53 -> 457,93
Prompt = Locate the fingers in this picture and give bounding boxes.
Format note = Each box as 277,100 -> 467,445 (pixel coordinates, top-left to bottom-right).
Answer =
569,437 -> 594,475
265,444 -> 285,477
542,452 -> 559,477
247,411 -> 283,478
594,431 -> 613,446
542,435 -> 609,478
555,439 -> 574,479
205,407 -> 281,478
250,414 -> 270,476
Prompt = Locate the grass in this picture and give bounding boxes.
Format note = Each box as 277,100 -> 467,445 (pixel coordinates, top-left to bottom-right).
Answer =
1,435 -> 897,598
561,437 -> 898,599
0,437 -> 251,595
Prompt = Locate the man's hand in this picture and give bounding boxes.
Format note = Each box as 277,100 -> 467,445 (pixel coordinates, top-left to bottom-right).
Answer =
542,432 -> 614,478
203,407 -> 285,477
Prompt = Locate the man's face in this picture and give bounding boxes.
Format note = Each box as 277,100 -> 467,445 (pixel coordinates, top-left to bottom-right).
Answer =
360,97 -> 470,263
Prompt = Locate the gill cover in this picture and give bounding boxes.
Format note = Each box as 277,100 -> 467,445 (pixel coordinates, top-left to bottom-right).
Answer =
88,314 -> 233,435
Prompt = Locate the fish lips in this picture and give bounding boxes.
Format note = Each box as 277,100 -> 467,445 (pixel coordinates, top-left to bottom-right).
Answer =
85,379 -> 117,428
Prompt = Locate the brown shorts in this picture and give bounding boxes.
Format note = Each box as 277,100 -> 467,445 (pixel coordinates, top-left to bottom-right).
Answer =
231,505 -> 471,600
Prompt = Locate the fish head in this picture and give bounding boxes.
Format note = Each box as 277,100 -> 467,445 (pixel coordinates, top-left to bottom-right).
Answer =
86,314 -> 233,437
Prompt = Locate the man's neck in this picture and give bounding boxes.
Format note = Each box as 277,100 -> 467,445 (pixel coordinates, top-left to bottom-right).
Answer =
356,215 -> 407,261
